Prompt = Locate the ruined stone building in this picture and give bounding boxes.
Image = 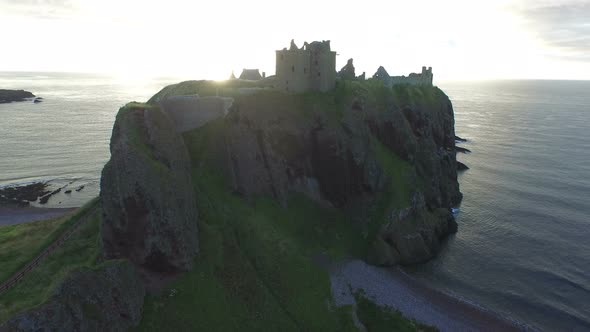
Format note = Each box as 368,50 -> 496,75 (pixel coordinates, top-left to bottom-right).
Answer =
275,40 -> 336,93
373,66 -> 434,87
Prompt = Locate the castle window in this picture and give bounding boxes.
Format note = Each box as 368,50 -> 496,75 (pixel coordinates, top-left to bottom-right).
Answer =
291,65 -> 295,72
280,54 -> 284,60
315,60 -> 318,65
304,68 -> 307,74
317,72 -> 320,77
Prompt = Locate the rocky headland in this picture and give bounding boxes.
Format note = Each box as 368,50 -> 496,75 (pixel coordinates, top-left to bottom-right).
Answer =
0,90 -> 35,103
1,79 -> 477,330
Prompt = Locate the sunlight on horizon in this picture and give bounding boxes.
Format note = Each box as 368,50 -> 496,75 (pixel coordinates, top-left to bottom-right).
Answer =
1,0 -> 588,80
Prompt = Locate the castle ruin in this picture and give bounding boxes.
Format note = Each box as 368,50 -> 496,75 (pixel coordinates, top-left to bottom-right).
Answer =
373,66 -> 433,87
275,39 -> 336,93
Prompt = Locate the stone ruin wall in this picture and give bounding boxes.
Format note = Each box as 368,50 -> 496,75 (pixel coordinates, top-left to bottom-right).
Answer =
159,95 -> 234,133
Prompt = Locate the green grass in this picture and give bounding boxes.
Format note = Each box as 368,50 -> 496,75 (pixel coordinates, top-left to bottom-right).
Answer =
355,290 -> 438,332
0,198 -> 99,284
147,79 -> 265,104
0,204 -> 102,323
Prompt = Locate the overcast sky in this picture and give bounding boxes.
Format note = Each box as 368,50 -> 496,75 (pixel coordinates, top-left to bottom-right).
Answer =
1,0 -> 588,80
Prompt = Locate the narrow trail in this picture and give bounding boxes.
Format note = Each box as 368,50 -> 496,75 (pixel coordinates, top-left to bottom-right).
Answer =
0,203 -> 99,295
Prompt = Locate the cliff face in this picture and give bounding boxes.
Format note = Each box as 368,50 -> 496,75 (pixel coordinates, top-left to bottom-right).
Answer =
100,81 -> 461,270
100,104 -> 199,273
190,81 -> 462,265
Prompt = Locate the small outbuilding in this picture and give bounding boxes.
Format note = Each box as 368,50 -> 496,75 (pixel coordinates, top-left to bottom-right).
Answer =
239,69 -> 262,81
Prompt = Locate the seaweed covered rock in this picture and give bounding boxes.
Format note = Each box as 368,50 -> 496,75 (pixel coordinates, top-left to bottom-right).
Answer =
0,261 -> 145,332
100,104 -> 199,273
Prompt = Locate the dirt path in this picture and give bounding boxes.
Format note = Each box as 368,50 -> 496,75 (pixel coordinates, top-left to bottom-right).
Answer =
0,205 -> 97,295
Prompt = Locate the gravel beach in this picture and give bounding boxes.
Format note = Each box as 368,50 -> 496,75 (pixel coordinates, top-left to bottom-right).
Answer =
330,259 -> 532,332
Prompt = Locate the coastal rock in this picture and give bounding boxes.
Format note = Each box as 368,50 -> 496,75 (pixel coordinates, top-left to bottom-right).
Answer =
457,161 -> 469,171
455,135 -> 467,142
0,260 -> 145,332
0,90 -> 35,103
100,104 -> 199,273
369,192 -> 458,265
456,146 -> 471,154
0,182 -> 49,207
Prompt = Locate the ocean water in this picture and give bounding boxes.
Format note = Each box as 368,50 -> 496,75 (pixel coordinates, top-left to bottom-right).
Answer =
1,74 -> 589,330
0,72 -> 177,207
407,80 -> 590,331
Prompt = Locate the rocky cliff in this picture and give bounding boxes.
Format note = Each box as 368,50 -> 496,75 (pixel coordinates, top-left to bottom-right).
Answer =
100,103 -> 199,273
1,261 -> 145,332
0,79 -> 464,330
162,80 -> 462,265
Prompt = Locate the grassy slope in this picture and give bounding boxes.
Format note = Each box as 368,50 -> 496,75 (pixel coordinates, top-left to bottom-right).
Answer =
0,198 -> 99,284
0,215 -> 70,283
0,203 -> 102,322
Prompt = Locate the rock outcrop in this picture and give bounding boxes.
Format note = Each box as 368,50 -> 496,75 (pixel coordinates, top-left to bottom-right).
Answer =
100,104 -> 199,273
199,81 -> 462,265
1,261 -> 145,332
368,192 -> 457,265
0,90 -> 35,103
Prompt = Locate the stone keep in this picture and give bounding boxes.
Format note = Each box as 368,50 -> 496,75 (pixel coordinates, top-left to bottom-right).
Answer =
275,40 -> 336,93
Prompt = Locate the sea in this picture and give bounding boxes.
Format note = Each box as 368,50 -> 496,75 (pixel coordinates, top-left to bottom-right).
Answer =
1,73 -> 589,330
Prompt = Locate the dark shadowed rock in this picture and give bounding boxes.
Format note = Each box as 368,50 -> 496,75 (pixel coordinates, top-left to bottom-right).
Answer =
0,90 -> 35,103
0,260 -> 145,332
368,192 -> 458,266
214,83 -> 461,266
0,182 -> 49,207
456,146 -> 471,154
100,104 -> 199,273
457,161 -> 469,171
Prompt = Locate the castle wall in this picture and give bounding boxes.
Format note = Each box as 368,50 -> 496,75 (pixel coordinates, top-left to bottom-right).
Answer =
387,67 -> 433,86
275,50 -> 311,93
310,50 -> 337,92
159,95 -> 234,133
275,40 -> 337,93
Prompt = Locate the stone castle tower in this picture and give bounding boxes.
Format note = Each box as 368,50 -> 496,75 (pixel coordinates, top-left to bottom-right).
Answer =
275,39 -> 336,93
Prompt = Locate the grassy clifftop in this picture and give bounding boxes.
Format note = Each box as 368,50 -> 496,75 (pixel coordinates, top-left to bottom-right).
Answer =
1,79 -> 458,330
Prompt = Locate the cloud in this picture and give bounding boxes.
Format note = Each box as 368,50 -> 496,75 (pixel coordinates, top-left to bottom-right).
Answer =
0,0 -> 77,19
517,1 -> 590,61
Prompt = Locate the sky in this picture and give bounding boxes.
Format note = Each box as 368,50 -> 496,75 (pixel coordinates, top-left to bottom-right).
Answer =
0,0 -> 589,81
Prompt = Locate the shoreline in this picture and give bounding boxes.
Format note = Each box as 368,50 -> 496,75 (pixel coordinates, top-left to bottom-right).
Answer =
330,259 -> 534,332
0,206 -> 77,226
